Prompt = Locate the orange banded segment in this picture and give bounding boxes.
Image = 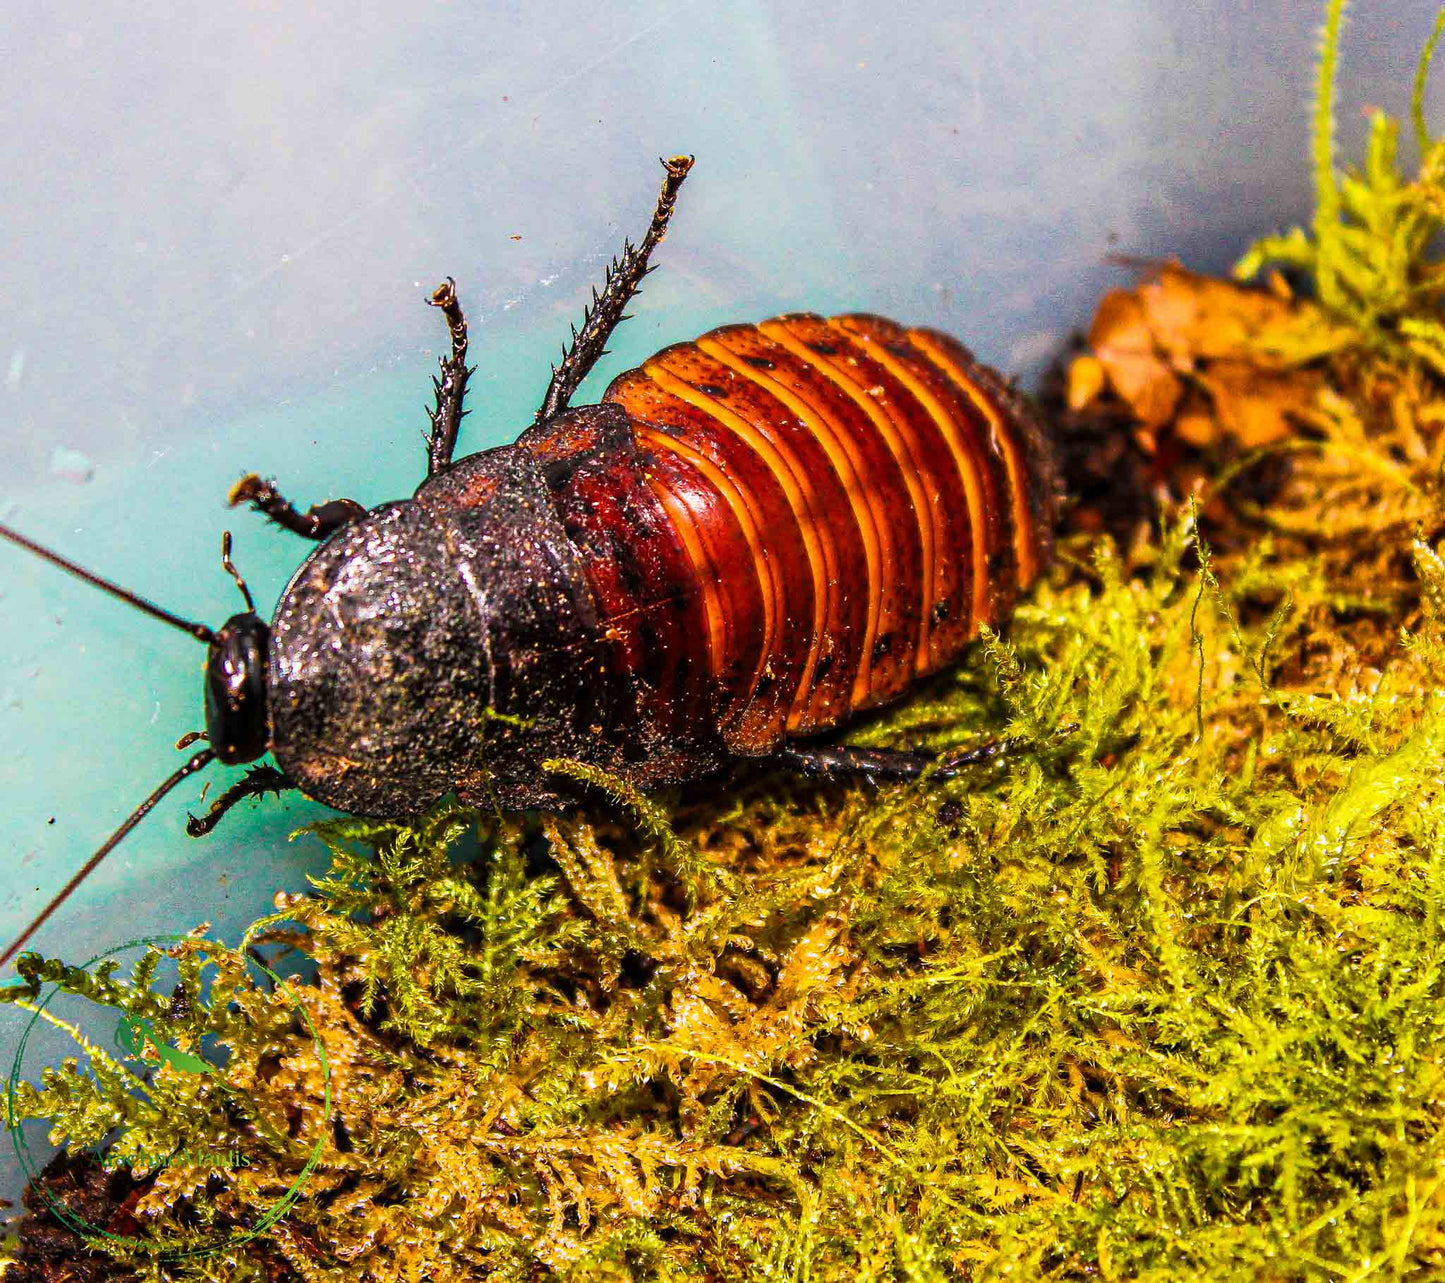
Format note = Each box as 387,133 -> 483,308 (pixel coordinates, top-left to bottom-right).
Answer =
595,310 -> 1055,759
693,329 -> 868,729
645,473 -> 725,680
705,325 -> 910,708
551,459 -> 716,754
829,315 -> 1004,643
697,330 -> 881,683
645,347 -> 834,732
608,363 -> 808,748
639,433 -> 777,741
908,327 -> 1042,586
758,314 -> 934,698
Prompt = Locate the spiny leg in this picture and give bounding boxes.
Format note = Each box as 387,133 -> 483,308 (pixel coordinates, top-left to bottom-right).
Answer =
536,154 -> 694,424
775,739 -> 1009,783
425,276 -> 473,475
777,721 -> 1078,784
228,475 -> 366,542
186,765 -> 296,837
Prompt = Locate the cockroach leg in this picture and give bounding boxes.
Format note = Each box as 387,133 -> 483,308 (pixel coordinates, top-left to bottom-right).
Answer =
228,475 -> 366,541
425,276 -> 473,475
776,738 -> 1013,783
536,154 -> 694,424
775,743 -> 941,782
185,765 -> 297,837
928,737 -> 1010,778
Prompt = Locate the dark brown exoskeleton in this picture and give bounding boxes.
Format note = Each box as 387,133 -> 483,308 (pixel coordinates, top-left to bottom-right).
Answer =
0,156 -> 1059,965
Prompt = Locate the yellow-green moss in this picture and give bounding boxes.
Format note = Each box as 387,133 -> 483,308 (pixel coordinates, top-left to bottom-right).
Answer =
10,493 -> 1445,1279
1235,2 -> 1445,373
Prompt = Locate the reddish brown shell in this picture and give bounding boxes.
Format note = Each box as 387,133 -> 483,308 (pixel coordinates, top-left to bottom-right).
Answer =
586,311 -> 1058,757
276,310 -> 1060,815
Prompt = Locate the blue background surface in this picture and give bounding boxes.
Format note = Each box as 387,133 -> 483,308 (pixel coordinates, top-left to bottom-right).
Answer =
2,0 -> 1442,1214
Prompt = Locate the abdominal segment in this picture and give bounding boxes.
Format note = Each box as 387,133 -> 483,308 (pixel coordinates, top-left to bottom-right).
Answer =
592,312 -> 1056,756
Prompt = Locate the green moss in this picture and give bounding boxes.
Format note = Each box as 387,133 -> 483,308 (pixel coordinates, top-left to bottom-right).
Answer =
1235,3 -> 1445,374
8,487 -> 1445,1277
6,3 -> 1445,1278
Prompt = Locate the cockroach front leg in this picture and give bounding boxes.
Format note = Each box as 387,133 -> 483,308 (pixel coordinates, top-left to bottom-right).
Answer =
425,276 -> 473,475
228,475 -> 367,541
536,154 -> 694,424
186,765 -> 297,837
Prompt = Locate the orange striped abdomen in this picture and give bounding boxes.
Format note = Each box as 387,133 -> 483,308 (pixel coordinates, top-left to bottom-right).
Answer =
601,312 -> 1058,756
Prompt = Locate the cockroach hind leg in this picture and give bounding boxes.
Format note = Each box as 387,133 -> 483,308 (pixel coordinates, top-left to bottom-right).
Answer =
535,154 -> 695,424
776,734 -> 1031,784
774,743 -> 939,782
929,720 -> 1079,779
928,737 -> 1009,780
425,276 -> 473,476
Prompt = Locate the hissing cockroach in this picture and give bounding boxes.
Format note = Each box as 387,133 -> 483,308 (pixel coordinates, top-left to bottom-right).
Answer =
0,155 -> 1059,964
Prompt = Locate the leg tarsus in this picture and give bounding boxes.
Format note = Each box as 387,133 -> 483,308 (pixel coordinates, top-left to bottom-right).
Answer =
930,738 -> 1010,779
536,154 -> 694,424
425,276 -> 472,475
186,765 -> 297,837
229,475 -> 366,542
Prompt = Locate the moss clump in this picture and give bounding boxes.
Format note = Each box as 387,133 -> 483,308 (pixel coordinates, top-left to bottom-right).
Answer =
6,2 -> 1445,1278
12,500 -> 1445,1280
1235,2 -> 1445,373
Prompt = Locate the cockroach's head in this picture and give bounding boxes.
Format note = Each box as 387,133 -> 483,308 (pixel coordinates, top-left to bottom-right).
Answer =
0,523 -> 273,967
204,610 -> 271,764
200,530 -> 271,765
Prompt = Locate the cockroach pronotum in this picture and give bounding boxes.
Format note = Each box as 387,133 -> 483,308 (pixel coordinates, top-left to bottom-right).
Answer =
0,155 -> 1059,965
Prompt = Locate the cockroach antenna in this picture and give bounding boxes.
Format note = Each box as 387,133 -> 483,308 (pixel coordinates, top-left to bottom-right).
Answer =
0,748 -> 217,966
0,522 -> 217,645
0,521 -> 224,966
